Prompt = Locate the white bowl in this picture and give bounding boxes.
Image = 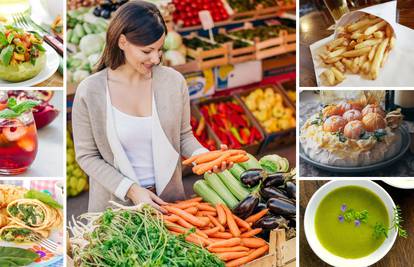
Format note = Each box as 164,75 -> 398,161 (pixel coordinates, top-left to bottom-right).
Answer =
383,179 -> 414,189
304,180 -> 397,267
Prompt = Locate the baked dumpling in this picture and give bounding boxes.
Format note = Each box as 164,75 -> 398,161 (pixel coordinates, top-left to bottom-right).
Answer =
323,115 -> 347,132
343,109 -> 362,122
322,105 -> 342,119
344,120 -> 365,139
362,104 -> 385,117
362,113 -> 386,132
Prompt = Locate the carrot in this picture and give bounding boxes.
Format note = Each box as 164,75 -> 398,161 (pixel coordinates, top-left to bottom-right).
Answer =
193,150 -> 223,164
197,203 -> 216,212
175,216 -> 195,228
182,154 -> 201,165
197,210 -> 217,217
171,202 -> 198,209
209,232 -> 233,239
163,215 -> 179,222
216,251 -> 249,261
222,205 -> 240,237
164,221 -> 186,233
202,226 -> 221,236
164,206 -> 207,228
233,215 -> 251,231
176,197 -> 203,204
206,214 -> 225,232
245,209 -> 269,224
169,218 -> 209,239
225,245 -> 269,267
208,246 -> 250,253
193,151 -> 232,175
196,216 -> 210,225
241,228 -> 263,238
208,238 -> 241,249
241,238 -> 267,248
225,154 -> 246,164
209,237 -> 228,242
216,204 -> 226,225
170,231 -> 211,247
184,206 -> 198,215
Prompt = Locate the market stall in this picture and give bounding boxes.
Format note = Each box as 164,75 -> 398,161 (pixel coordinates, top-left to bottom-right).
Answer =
66,1 -> 296,266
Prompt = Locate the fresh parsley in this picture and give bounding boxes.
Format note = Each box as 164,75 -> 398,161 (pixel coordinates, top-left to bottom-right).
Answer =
0,97 -> 39,119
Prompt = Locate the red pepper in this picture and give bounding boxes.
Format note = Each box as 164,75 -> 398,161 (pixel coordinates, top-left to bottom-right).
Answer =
228,102 -> 245,113
217,102 -> 228,115
227,132 -> 241,148
212,114 -> 225,128
216,128 -> 229,144
200,106 -> 210,119
209,103 -> 217,114
251,126 -> 262,141
230,127 -> 245,145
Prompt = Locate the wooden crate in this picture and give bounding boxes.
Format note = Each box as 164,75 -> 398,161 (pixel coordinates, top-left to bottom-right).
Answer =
194,95 -> 265,155
230,4 -> 280,20
234,84 -> 296,153
284,31 -> 296,53
217,28 -> 256,64
243,229 -> 296,267
185,33 -> 229,70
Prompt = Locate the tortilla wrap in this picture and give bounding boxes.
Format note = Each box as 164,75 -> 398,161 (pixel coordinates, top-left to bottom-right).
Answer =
0,223 -> 49,242
6,199 -> 61,231
0,185 -> 27,208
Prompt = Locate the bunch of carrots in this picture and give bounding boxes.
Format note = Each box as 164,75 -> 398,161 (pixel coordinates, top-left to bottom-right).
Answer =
183,149 -> 249,175
162,197 -> 269,267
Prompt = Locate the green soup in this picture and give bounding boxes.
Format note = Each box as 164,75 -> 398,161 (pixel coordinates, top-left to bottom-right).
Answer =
315,186 -> 389,259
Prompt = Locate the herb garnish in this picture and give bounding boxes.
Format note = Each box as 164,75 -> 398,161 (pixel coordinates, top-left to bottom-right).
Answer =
0,97 -> 38,119
338,204 -> 408,239
311,111 -> 324,126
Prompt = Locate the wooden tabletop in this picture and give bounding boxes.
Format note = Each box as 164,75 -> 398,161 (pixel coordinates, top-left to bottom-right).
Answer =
299,1 -> 414,87
300,180 -> 414,266
35,71 -> 63,87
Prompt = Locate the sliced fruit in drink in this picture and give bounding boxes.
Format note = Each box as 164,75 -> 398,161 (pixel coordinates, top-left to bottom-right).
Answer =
17,136 -> 36,152
2,123 -> 27,142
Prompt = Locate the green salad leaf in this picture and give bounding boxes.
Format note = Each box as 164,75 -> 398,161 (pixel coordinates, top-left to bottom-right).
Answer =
0,247 -> 39,266
0,32 -> 8,46
24,190 -> 63,209
0,45 -> 14,65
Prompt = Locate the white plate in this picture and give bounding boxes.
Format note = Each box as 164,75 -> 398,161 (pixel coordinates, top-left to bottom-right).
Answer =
383,179 -> 414,189
0,43 -> 60,87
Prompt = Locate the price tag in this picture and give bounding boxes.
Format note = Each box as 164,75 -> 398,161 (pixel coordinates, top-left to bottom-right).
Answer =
199,10 -> 214,30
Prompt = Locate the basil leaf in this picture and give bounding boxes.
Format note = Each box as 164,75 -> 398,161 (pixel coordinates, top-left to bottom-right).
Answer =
0,45 -> 14,65
0,109 -> 18,119
7,97 -> 16,109
24,189 -> 63,209
0,31 -> 7,46
0,247 -> 39,266
10,100 -> 39,115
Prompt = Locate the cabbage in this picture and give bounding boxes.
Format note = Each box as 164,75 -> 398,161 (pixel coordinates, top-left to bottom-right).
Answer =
72,70 -> 90,84
164,50 -> 186,66
79,34 -> 105,56
0,52 -> 46,82
259,154 -> 289,173
163,31 -> 182,50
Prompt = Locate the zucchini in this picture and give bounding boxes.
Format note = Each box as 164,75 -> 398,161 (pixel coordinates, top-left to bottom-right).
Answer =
229,164 -> 245,180
193,180 -> 226,206
74,24 -> 85,38
83,23 -> 93,35
217,170 -> 250,201
239,153 -> 262,170
204,173 -> 238,209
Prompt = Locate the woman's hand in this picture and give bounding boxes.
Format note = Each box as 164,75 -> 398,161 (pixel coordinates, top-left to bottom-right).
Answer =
127,184 -> 168,213
212,144 -> 234,173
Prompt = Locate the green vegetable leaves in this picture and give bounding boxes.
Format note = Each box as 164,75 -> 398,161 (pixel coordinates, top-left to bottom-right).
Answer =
0,247 -> 39,267
343,209 -> 369,224
24,190 -> 63,209
0,45 -> 14,66
0,32 -> 8,46
0,97 -> 39,119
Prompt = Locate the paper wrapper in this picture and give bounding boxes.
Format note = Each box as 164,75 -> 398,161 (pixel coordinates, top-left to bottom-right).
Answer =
310,1 -> 414,87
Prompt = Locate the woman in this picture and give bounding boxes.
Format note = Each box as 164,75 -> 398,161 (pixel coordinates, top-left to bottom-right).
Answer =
72,0 -> 231,213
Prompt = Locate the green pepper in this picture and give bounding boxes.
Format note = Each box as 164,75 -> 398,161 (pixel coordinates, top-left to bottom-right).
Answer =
0,45 -> 14,65
34,44 -> 45,52
0,31 -> 8,46
230,127 -> 245,145
15,43 -> 26,54
7,32 -> 14,44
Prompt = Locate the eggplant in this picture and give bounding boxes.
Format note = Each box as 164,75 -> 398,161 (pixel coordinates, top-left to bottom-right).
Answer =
252,202 -> 267,214
240,169 -> 266,188
232,195 -> 259,219
267,198 -> 296,216
285,181 -> 296,199
263,173 -> 285,187
253,215 -> 289,230
260,186 -> 289,200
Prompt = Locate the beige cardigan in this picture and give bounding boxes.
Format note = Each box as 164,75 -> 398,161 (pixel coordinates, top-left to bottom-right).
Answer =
72,66 -> 205,212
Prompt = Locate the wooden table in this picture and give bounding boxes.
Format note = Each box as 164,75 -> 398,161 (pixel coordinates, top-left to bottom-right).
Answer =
35,71 -> 63,87
300,180 -> 414,266
299,1 -> 412,87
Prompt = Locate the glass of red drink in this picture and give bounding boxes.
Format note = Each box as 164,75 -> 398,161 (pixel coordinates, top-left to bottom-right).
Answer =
0,110 -> 38,175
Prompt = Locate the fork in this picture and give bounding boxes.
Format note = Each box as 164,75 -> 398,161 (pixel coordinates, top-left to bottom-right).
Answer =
12,12 -> 63,56
31,234 -> 62,254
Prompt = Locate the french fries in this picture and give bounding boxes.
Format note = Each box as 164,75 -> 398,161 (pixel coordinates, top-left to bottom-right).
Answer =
318,14 -> 395,86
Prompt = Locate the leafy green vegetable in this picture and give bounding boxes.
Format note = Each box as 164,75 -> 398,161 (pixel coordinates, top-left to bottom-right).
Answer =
391,205 -> 408,238
0,98 -> 39,119
24,190 -> 63,209
0,247 -> 39,266
6,33 -> 14,44
343,209 -> 369,224
0,32 -> 8,46
0,45 -> 14,65
259,154 -> 289,173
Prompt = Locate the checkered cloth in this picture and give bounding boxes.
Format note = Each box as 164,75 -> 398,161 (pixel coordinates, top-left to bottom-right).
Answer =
30,180 -> 57,198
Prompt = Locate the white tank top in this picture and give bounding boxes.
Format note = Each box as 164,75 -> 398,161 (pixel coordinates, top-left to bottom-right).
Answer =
112,106 -> 155,188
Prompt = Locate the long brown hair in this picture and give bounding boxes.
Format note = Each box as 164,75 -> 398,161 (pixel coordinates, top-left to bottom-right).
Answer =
96,0 -> 167,71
